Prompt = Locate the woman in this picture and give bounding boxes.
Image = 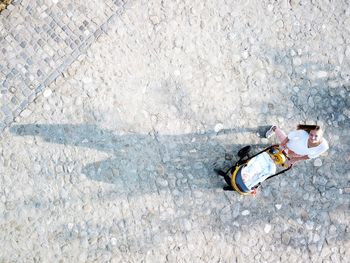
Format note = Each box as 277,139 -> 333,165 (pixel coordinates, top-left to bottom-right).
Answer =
216,124 -> 329,193
265,124 -> 329,165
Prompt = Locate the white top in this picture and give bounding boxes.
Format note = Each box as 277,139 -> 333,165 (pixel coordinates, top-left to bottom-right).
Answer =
242,152 -> 276,189
287,130 -> 329,159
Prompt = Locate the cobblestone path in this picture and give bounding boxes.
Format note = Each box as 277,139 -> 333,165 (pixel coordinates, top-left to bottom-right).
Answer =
0,0 -> 349,262
0,0 -> 126,130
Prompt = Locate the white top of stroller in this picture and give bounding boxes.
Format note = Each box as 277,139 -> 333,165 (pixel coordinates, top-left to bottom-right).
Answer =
241,152 -> 277,190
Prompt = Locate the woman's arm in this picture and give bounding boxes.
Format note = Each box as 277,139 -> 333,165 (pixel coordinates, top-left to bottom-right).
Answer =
289,155 -> 309,164
280,137 -> 289,148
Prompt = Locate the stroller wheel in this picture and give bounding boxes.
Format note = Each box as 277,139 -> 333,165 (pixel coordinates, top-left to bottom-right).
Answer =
237,145 -> 251,159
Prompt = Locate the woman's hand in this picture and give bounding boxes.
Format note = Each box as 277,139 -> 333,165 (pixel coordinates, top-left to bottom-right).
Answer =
287,158 -> 297,165
288,155 -> 309,165
251,188 -> 257,197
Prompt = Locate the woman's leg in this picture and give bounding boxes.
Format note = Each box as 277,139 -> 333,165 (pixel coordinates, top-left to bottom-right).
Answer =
274,127 -> 288,143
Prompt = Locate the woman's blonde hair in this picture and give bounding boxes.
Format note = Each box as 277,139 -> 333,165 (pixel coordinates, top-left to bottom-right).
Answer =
297,124 -> 322,133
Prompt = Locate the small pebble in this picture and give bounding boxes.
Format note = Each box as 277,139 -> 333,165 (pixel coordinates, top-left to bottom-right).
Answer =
316,71 -> 328,78
264,224 -> 272,233
241,210 -> 250,216
43,89 -> 52,98
314,158 -> 322,167
214,123 -> 223,133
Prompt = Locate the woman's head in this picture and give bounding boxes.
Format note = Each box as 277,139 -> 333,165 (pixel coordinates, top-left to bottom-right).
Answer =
297,124 -> 324,144
308,127 -> 324,144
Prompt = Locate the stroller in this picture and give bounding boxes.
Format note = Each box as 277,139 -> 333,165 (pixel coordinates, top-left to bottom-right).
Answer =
217,145 -> 292,196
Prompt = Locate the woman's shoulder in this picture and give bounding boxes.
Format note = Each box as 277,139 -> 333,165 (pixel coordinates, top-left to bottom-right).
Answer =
288,129 -> 308,138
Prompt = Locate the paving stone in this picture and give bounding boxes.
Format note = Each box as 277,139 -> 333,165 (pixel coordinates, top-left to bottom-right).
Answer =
19,108 -> 31,117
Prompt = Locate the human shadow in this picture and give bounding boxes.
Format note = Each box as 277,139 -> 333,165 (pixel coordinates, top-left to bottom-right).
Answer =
10,124 -> 349,254
10,123 -> 272,194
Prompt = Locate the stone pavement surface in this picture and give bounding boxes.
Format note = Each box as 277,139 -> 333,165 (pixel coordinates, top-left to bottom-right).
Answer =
0,0 -> 125,130
1,0 -> 350,262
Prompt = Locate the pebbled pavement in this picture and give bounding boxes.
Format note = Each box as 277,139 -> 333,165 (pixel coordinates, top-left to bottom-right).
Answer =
0,0 -> 126,130
0,0 -> 349,262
